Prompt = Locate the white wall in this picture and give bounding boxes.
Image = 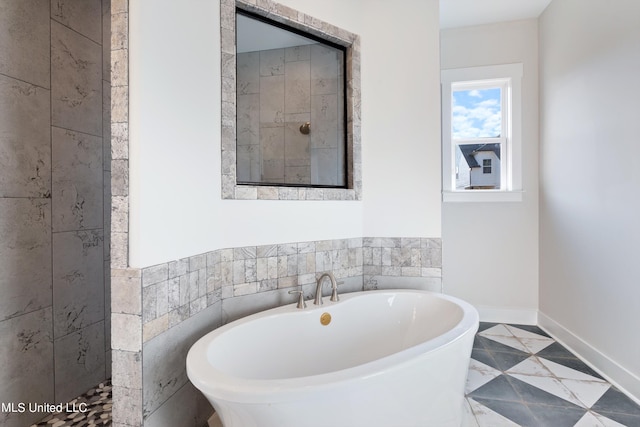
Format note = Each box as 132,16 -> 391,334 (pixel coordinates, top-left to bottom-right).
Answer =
440,20 -> 539,322
539,0 -> 640,399
128,0 -> 441,268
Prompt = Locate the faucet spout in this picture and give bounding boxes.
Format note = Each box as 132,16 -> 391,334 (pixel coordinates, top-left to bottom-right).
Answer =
314,272 -> 339,305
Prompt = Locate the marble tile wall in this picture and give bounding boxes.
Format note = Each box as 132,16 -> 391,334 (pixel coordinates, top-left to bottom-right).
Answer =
136,236 -> 441,424
0,1 -> 110,426
109,0 -> 137,425
236,42 -> 345,187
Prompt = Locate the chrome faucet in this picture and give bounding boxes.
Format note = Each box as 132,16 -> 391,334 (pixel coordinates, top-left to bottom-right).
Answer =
314,272 -> 339,305
288,289 -> 306,309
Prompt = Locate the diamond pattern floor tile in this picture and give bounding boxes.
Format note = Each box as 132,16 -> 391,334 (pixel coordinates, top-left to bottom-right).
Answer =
473,396 -> 540,426
560,378 -> 612,408
486,347 -> 531,372
507,356 -> 554,377
527,402 -> 588,426
466,359 -> 503,394
591,388 -> 640,426
508,372 -> 586,407
468,397 -> 527,427
538,357 -> 608,383
466,323 -> 640,427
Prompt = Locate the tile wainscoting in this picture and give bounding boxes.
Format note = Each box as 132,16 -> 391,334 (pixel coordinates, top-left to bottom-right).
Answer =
111,236 -> 441,426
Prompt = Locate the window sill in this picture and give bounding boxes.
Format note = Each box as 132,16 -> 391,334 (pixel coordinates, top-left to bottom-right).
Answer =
442,190 -> 524,203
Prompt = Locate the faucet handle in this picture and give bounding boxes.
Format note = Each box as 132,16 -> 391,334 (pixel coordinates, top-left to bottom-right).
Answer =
288,290 -> 307,309
330,281 -> 343,302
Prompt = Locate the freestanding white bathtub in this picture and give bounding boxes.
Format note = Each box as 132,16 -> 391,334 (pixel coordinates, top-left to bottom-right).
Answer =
186,289 -> 479,427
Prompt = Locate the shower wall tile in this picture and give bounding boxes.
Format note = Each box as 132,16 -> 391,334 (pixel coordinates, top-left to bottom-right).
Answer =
0,198 -> 52,322
237,52 -> 259,94
102,0 -> 111,81
111,49 -> 128,88
111,122 -> 129,159
54,320 -> 106,403
110,8 -> 128,51
237,145 -> 260,182
311,147 -> 338,185
52,127 -> 104,232
0,74 -> 51,198
260,126 -> 285,159
111,159 -> 129,196
53,230 -> 104,338
261,160 -> 283,183
111,232 -> 128,268
310,43 -> 340,95
259,48 -> 285,76
236,89 -> 260,181
285,44 -> 310,62
259,74 -> 285,126
111,0 -> 127,14
0,0 -> 50,88
51,0 -> 103,44
237,93 -> 259,145
285,166 -> 311,184
112,349 -> 142,391
103,169 -> 112,250
104,261 -> 111,379
103,80 -> 111,169
112,385 -> 143,427
0,307 -> 54,427
2,0 -> 110,420
51,20 -> 102,136
112,313 -> 142,353
311,94 -> 339,149
284,60 -> 310,114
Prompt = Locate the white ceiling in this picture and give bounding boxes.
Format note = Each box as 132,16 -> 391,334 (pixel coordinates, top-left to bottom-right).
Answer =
440,0 -> 553,29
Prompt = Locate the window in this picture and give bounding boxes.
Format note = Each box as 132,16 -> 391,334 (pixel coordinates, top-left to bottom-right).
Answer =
441,63 -> 523,202
483,159 -> 492,174
220,0 -> 362,201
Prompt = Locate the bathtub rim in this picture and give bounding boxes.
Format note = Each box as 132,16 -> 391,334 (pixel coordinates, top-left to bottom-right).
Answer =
186,289 -> 479,403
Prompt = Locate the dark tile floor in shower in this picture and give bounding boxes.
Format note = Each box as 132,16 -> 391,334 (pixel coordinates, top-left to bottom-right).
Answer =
32,323 -> 640,426
465,322 -> 640,426
30,380 -> 112,426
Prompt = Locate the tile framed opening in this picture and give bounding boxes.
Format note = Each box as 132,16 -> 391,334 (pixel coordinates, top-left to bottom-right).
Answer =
220,0 -> 361,200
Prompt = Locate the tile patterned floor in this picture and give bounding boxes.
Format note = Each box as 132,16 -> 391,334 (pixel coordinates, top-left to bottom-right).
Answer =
32,324 -> 640,427
31,380 -> 112,426
464,323 -> 640,427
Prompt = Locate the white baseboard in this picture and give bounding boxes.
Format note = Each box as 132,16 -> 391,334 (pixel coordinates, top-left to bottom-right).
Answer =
475,305 -> 538,325
538,311 -> 640,406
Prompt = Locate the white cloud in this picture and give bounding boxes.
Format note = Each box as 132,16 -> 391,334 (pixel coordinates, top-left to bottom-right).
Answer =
452,102 -> 501,139
451,88 -> 502,138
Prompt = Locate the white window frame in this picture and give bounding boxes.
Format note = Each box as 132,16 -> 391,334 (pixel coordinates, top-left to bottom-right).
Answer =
441,63 -> 523,202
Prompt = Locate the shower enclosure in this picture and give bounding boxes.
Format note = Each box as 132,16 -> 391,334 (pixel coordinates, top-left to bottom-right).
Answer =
236,12 -> 346,188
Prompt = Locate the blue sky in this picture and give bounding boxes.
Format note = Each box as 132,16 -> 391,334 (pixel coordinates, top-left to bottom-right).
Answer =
452,88 -> 502,139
